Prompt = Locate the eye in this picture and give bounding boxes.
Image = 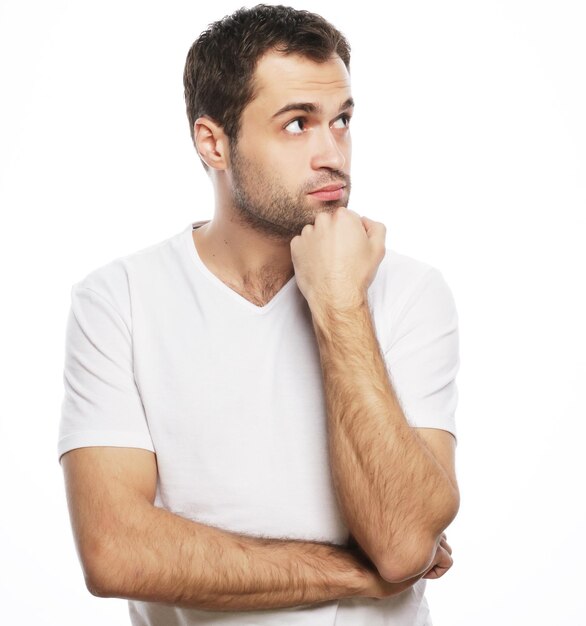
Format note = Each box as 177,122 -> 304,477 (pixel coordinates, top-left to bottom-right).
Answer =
283,113 -> 352,136
284,118 -> 306,135
333,113 -> 352,129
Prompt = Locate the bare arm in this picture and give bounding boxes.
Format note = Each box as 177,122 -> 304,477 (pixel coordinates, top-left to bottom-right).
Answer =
310,301 -> 460,583
61,446 -> 421,611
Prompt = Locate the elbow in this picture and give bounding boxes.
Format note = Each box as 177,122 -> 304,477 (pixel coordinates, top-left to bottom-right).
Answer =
80,540 -> 124,598
86,574 -> 115,599
375,540 -> 435,584
375,502 -> 460,584
85,568 -> 119,599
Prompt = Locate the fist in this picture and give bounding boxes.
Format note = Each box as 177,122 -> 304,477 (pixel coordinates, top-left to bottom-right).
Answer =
290,207 -> 386,310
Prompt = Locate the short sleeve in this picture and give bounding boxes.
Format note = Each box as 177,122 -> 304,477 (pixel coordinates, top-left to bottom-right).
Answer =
383,268 -> 460,444
57,285 -> 155,464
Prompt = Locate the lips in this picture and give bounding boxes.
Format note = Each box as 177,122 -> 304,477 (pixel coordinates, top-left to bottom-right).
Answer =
309,183 -> 345,193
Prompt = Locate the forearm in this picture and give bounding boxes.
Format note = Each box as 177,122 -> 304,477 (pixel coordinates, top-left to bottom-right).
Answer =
310,300 -> 459,578
88,496 -> 370,611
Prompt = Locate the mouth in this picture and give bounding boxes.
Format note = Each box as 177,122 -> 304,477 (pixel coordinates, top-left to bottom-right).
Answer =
309,183 -> 346,193
308,184 -> 346,201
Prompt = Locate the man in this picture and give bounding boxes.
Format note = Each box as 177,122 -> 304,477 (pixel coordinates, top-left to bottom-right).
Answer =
58,5 -> 460,625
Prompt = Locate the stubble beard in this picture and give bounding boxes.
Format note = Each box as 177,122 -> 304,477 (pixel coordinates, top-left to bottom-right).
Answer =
228,137 -> 350,242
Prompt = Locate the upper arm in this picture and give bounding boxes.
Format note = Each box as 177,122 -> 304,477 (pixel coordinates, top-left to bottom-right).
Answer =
384,267 -> 460,470
58,283 -> 155,463
383,267 -> 461,533
61,446 -> 157,593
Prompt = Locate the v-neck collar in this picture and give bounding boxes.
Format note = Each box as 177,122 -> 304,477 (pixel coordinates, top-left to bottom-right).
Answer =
182,221 -> 297,314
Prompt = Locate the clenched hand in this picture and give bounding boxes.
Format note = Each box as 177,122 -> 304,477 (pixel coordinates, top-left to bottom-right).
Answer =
290,207 -> 386,312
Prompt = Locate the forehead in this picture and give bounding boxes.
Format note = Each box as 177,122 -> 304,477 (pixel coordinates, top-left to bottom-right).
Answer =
248,50 -> 351,117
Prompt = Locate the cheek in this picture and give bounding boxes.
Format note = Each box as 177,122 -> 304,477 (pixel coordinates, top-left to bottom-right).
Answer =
250,139 -> 314,194
263,152 -> 303,183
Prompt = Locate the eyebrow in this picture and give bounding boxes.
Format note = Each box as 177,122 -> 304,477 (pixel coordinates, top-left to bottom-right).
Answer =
271,97 -> 355,119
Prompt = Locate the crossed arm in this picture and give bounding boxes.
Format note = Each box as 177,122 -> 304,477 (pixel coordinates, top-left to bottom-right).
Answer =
61,294 -> 458,610
62,446 -> 438,610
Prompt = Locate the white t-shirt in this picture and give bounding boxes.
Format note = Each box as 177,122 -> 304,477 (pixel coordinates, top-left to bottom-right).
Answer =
58,220 -> 460,626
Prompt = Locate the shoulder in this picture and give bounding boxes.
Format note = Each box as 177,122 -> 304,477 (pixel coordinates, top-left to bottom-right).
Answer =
379,247 -> 438,288
70,226 -> 188,324
369,247 -> 457,350
371,246 -> 450,312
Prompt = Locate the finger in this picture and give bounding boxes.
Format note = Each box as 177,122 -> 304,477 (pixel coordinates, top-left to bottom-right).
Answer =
424,563 -> 449,580
425,555 -> 453,580
361,219 -> 387,256
423,565 -> 444,580
360,215 -> 379,236
440,538 -> 452,555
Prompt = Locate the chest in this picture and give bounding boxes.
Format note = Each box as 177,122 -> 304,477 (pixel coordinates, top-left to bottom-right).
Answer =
130,285 -> 349,541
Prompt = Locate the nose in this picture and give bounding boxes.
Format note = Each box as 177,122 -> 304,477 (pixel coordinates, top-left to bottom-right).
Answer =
310,126 -> 346,171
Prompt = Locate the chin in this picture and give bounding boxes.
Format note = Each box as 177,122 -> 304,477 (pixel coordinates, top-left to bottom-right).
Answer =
318,202 -> 345,213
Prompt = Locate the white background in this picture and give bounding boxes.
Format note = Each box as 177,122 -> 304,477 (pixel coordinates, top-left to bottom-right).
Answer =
1,0 -> 584,624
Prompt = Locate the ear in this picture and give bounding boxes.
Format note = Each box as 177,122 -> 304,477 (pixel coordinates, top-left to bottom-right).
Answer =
193,116 -> 230,170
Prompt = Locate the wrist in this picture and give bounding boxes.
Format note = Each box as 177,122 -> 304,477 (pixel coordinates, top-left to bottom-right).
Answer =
310,290 -> 367,317
309,297 -> 370,342
342,565 -> 374,599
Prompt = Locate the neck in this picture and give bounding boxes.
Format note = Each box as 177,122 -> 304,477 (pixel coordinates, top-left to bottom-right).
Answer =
192,208 -> 295,290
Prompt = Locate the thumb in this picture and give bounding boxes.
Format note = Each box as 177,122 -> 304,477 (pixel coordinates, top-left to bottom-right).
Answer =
361,215 -> 387,247
360,215 -> 375,233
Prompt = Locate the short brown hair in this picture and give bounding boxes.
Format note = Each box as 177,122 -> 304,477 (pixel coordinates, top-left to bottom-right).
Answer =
183,3 -> 351,171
